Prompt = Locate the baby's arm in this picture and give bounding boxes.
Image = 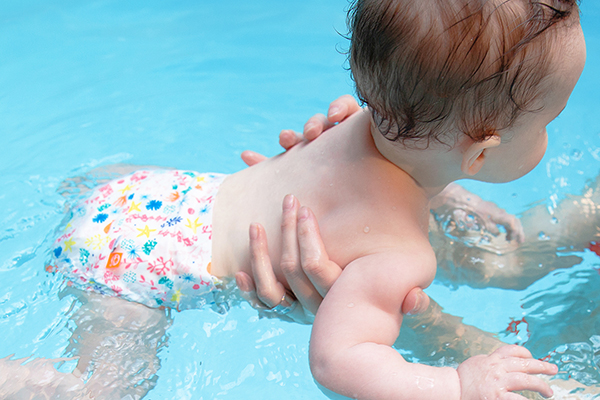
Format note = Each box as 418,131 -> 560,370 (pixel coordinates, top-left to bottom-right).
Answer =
430,183 -> 525,243
309,250 -> 557,400
310,251 -> 460,399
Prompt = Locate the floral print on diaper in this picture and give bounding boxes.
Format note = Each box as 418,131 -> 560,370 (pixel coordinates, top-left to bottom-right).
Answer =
49,169 -> 227,310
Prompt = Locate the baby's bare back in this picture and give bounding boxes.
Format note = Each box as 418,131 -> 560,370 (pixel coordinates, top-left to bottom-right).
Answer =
210,110 -> 433,286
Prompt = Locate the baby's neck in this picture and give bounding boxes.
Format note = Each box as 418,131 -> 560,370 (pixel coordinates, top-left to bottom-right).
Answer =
368,116 -> 461,199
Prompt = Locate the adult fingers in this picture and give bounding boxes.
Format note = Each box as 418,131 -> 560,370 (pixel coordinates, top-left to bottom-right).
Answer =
248,223 -> 287,308
241,150 -> 268,167
327,94 -> 362,124
304,113 -> 335,141
235,271 -> 264,309
402,287 -> 431,315
483,206 -> 525,244
303,95 -> 362,141
504,216 -> 525,244
280,196 -> 325,314
297,206 -> 343,299
279,129 -> 304,150
488,211 -> 524,243
480,214 -> 501,236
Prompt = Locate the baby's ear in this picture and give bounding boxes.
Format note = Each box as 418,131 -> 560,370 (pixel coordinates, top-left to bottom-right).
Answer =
460,134 -> 501,176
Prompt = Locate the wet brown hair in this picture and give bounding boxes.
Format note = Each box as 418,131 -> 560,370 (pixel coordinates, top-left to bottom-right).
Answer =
348,0 -> 580,146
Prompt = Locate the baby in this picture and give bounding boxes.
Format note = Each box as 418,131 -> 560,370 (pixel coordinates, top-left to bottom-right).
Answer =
48,0 -> 585,399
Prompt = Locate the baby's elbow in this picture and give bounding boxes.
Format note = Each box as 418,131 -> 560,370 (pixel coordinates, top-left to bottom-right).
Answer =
309,350 -> 342,390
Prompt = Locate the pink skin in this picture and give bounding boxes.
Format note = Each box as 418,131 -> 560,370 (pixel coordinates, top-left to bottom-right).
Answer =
238,95 -> 430,320
457,346 -> 558,400
237,92 -> 569,398
237,94 -> 521,318
235,193 -> 430,319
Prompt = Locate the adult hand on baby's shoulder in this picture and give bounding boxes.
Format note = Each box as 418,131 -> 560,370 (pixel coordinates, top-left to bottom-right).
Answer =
457,345 -> 557,400
240,95 -> 361,167
236,194 -> 430,322
298,94 -> 362,142
240,150 -> 267,167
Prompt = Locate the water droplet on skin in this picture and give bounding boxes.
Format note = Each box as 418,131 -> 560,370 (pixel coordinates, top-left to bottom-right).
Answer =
415,375 -> 435,390
347,303 -> 355,308
363,226 -> 370,233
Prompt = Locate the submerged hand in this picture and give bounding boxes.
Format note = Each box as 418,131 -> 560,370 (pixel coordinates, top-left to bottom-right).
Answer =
457,345 -> 557,400
432,183 -> 525,244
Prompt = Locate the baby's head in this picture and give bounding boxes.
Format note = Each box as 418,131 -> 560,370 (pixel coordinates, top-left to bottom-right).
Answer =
348,0 -> 584,157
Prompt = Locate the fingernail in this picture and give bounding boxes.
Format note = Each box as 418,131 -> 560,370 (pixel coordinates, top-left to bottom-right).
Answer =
298,207 -> 309,221
328,106 -> 341,118
407,296 -> 420,316
409,292 -> 427,315
304,122 -> 316,133
249,223 -> 259,240
283,194 -> 295,211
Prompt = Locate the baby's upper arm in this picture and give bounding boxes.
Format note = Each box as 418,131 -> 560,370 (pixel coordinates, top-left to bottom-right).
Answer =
310,244 -> 436,352
306,245 -> 467,400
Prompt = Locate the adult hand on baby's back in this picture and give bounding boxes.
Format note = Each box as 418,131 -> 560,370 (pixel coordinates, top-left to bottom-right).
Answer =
238,95 -> 429,321
235,195 -> 430,322
236,195 -> 340,322
240,95 -> 362,167
457,345 -> 557,400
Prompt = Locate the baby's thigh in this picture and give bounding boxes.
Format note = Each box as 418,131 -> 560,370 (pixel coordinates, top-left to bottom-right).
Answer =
66,289 -> 172,398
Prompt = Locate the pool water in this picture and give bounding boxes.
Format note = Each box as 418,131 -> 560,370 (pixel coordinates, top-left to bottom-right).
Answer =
1,1 -> 599,399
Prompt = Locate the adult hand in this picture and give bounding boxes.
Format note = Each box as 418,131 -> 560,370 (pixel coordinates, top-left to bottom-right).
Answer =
240,95 -> 361,167
235,195 -> 430,323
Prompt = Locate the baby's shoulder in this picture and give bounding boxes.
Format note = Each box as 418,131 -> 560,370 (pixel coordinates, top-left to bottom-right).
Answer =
384,237 -> 437,286
348,235 -> 437,290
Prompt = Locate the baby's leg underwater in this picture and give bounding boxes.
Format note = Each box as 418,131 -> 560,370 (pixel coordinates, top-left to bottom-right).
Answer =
0,355 -> 91,399
0,289 -> 172,399
64,288 -> 173,399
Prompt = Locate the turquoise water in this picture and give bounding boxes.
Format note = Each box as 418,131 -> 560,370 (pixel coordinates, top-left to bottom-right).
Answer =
0,1 -> 599,398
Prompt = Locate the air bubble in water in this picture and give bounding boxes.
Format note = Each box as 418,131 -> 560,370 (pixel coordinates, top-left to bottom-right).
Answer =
571,149 -> 583,161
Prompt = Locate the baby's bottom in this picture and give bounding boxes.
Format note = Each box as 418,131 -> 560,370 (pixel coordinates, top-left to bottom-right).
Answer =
0,288 -> 171,399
